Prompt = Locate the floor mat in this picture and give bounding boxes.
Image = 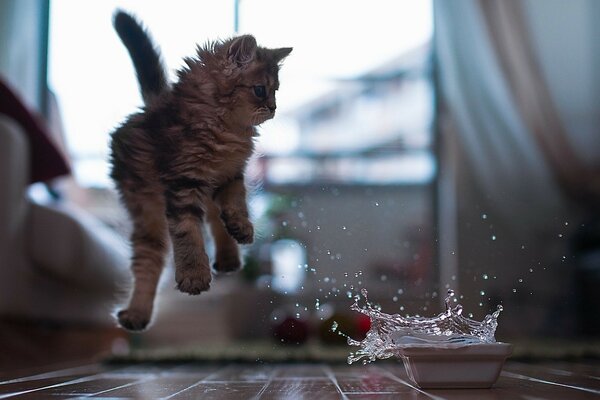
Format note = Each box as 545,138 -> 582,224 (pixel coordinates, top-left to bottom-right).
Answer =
106,339 -> 600,364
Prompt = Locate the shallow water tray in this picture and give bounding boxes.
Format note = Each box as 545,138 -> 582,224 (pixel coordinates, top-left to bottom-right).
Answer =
395,342 -> 513,389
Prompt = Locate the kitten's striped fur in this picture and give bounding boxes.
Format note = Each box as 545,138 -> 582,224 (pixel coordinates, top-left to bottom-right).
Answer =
110,11 -> 291,331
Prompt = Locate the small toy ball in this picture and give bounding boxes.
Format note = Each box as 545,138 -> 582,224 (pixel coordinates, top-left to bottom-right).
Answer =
355,313 -> 371,340
318,312 -> 371,344
272,316 -> 310,345
271,307 -> 310,345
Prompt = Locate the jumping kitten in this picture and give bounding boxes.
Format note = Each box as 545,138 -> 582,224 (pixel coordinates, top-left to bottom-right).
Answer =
110,11 -> 292,331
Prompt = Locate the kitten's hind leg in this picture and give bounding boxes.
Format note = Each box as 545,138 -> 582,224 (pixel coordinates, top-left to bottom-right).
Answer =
118,191 -> 168,331
214,175 -> 254,244
207,200 -> 242,274
164,179 -> 212,295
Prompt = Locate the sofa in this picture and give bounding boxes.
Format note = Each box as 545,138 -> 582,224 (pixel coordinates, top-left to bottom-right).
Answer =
0,83 -> 129,326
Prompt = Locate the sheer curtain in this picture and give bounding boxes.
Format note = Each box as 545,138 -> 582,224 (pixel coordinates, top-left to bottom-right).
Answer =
434,0 -> 600,233
0,0 -> 49,113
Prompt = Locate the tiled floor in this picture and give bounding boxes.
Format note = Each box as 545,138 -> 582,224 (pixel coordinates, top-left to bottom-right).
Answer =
0,361 -> 598,399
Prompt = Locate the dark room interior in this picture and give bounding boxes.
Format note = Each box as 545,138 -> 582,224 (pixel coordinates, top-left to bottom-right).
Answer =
0,0 -> 598,398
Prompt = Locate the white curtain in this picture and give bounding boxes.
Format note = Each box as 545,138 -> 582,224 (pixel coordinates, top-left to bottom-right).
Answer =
434,0 -> 600,232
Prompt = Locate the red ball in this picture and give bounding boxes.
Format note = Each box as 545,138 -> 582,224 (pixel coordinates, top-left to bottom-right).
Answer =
355,313 -> 371,340
272,316 -> 310,345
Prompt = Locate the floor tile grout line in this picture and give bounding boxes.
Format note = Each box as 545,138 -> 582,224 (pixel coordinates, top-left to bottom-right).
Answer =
321,364 -> 350,400
0,364 -> 172,400
520,395 -> 549,400
0,375 -> 100,399
69,375 -> 157,398
501,371 -> 600,395
373,365 -> 448,400
252,365 -> 278,400
0,364 -> 100,385
344,392 -> 404,395
59,364 -> 202,398
159,364 -> 235,400
510,361 -> 600,381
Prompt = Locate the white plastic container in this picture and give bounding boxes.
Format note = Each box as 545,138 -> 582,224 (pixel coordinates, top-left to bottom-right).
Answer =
395,342 -> 513,389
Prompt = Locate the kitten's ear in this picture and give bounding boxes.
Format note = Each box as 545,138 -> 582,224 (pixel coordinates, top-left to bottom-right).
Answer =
272,47 -> 293,63
227,35 -> 257,66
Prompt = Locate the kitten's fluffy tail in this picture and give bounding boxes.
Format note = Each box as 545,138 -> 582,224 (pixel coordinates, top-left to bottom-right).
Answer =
113,10 -> 169,104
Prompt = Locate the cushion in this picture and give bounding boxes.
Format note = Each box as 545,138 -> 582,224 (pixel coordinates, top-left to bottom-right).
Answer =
0,77 -> 70,183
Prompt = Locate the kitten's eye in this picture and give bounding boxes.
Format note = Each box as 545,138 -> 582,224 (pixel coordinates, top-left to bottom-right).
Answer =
253,85 -> 267,98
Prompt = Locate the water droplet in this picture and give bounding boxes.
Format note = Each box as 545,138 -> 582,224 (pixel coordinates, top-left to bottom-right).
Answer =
331,321 -> 338,332
491,235 -> 497,241
518,278 -> 523,283
380,275 -> 387,282
397,288 -> 404,295
480,290 -> 486,296
482,214 -> 488,219
529,268 -> 533,273
483,274 -> 489,280
393,296 -> 398,302
558,234 -> 563,238
282,221 -> 288,227
512,288 -> 517,293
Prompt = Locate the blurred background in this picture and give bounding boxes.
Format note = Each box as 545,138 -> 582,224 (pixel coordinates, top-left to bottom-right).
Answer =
0,0 -> 598,369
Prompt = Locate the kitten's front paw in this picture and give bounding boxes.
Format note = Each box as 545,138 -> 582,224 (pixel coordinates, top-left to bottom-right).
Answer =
117,309 -> 151,331
221,212 -> 254,244
176,269 -> 212,295
213,253 -> 242,274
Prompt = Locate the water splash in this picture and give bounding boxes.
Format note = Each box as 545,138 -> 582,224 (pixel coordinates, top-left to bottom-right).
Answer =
347,289 -> 503,365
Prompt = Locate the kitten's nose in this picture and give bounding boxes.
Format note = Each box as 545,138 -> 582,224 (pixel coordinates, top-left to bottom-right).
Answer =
268,105 -> 276,113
